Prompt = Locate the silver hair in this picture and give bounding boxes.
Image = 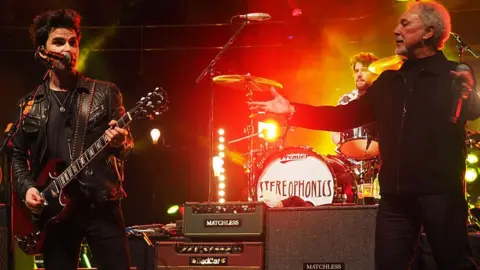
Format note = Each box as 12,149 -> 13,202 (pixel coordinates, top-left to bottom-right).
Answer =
408,1 -> 452,50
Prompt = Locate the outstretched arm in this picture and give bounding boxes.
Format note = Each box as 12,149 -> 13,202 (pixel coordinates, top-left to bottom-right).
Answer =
249,85 -> 378,132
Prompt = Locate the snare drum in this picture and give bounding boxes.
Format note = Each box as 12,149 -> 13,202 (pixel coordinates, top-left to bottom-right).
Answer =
256,147 -> 358,206
338,122 -> 379,160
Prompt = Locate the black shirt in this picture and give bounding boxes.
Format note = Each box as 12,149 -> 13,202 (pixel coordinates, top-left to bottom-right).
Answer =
46,90 -> 75,165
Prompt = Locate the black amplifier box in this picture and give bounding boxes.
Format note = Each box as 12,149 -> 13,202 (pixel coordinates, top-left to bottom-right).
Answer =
182,201 -> 265,239
156,241 -> 264,270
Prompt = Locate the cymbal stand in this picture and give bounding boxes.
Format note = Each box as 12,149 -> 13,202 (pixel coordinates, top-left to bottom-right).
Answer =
244,82 -> 257,201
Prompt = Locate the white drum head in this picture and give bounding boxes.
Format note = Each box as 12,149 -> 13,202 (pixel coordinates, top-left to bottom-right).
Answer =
256,149 -> 335,206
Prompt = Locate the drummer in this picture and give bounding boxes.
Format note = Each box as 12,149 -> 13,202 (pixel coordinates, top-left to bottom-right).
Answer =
331,52 -> 379,147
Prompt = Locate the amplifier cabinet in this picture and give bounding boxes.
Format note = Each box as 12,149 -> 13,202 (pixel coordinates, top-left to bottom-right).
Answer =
265,205 -> 377,270
155,241 -> 263,269
183,202 -> 265,238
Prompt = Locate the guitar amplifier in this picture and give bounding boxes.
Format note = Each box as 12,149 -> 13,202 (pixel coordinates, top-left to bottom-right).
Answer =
156,241 -> 263,269
183,202 -> 265,239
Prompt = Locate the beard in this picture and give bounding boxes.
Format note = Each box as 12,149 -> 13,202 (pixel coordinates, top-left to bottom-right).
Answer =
356,80 -> 368,90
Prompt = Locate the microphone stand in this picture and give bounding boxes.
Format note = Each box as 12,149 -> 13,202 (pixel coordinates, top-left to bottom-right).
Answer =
451,32 -> 480,230
451,32 -> 480,63
195,18 -> 249,203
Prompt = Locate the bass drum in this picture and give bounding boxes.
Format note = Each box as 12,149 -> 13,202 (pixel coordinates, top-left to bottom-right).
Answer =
256,147 -> 358,206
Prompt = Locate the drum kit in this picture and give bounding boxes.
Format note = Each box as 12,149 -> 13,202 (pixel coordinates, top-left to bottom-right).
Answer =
212,73 -> 384,206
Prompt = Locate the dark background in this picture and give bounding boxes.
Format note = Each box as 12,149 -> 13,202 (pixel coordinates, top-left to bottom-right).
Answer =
1,0 -> 480,225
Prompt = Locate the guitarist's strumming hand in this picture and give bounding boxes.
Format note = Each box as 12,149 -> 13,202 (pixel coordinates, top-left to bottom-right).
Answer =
25,187 -> 44,214
105,120 -> 128,147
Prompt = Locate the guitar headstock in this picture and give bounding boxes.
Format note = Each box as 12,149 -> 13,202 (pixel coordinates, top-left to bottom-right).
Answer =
129,87 -> 169,120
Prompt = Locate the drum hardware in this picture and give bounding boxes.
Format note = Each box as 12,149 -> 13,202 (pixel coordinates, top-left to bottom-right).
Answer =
227,129 -> 268,145
336,123 -> 379,160
213,73 -> 284,201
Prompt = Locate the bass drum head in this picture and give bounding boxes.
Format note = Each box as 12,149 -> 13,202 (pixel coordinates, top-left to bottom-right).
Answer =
256,147 -> 340,206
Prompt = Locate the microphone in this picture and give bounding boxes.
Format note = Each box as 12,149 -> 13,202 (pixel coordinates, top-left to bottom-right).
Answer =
35,47 -> 72,65
233,13 -> 271,21
451,63 -> 471,123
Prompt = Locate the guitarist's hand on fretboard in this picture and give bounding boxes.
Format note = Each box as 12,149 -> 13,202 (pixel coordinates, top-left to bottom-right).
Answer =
25,187 -> 44,214
105,120 -> 128,147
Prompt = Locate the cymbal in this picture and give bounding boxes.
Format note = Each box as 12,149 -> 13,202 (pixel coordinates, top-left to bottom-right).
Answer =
212,74 -> 283,91
368,55 -> 404,74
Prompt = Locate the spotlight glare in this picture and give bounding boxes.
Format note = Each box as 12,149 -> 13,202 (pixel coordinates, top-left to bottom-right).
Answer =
466,167 -> 478,183
467,153 -> 478,164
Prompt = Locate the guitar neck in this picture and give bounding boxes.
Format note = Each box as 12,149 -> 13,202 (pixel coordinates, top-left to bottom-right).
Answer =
55,112 -> 133,190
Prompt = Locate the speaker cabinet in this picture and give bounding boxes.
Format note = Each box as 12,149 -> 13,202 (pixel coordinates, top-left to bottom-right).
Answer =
265,205 -> 377,270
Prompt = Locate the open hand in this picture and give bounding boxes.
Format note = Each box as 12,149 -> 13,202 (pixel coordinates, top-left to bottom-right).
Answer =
248,87 -> 293,115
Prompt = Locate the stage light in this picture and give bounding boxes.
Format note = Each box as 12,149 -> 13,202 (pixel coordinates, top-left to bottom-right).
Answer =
212,156 -> 224,176
467,153 -> 479,164
82,246 -> 92,268
167,205 -> 180,214
292,8 -> 302,16
219,198 -> 225,203
150,128 -> 161,144
216,128 -> 226,202
258,120 -> 279,140
466,167 -> 478,183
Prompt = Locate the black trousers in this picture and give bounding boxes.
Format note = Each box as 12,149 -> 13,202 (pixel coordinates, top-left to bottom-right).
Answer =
374,193 -> 477,270
42,199 -> 130,270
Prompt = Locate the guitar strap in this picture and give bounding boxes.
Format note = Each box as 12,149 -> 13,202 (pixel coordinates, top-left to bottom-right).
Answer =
71,81 -> 95,162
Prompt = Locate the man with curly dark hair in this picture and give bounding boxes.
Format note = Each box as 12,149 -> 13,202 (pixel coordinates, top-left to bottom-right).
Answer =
331,52 -> 379,149
10,8 -> 133,269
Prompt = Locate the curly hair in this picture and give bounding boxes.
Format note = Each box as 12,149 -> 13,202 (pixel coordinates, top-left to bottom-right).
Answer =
407,1 -> 451,50
350,52 -> 378,71
29,9 -> 82,48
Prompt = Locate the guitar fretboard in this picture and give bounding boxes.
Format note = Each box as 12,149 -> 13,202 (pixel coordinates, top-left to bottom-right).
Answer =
55,112 -> 132,190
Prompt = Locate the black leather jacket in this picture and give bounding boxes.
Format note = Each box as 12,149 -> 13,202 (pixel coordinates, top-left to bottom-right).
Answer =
11,74 -> 134,202
290,52 -> 480,195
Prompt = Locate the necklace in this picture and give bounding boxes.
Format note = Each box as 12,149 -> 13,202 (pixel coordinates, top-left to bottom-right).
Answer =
50,90 -> 72,113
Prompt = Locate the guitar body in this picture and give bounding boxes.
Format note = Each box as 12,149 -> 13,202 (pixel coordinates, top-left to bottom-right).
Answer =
13,159 -> 73,255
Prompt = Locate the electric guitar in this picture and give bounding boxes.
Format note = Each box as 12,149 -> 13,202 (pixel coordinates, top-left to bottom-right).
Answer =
13,87 -> 169,255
